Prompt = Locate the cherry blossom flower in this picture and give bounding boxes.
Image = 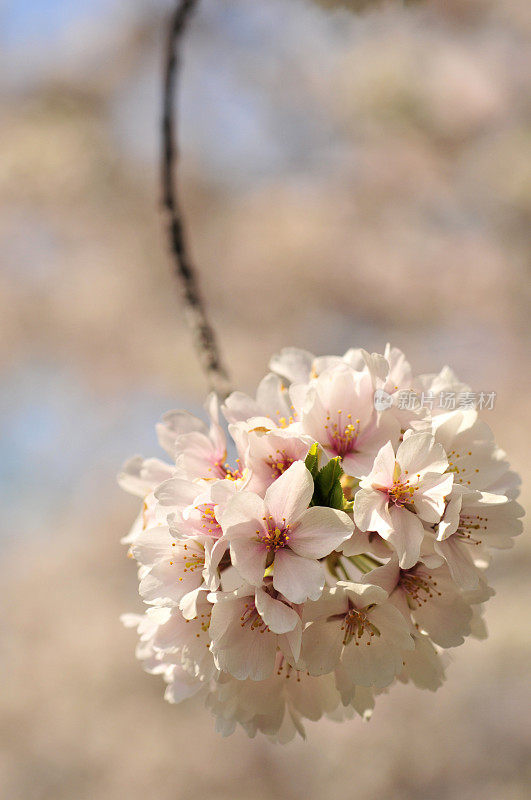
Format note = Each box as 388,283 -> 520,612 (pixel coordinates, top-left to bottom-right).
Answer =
364,557 -> 490,648
237,425 -> 314,492
354,432 -> 453,567
301,582 -> 414,697
222,372 -> 296,429
120,344 -> 522,741
158,394 -> 242,481
434,489 -> 524,589
208,585 -> 302,681
298,363 -> 400,478
220,460 -> 353,603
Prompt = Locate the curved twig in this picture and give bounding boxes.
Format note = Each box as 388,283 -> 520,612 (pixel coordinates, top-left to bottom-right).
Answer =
162,0 -> 231,397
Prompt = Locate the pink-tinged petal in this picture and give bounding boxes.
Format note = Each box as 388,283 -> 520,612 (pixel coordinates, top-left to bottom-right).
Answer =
399,634 -> 446,691
354,489 -> 392,535
434,537 -> 480,590
269,347 -> 314,384
289,506 -> 353,559
339,614 -> 411,689
360,558 -> 400,595
339,581 -> 389,608
229,537 -> 267,587
415,472 -> 454,523
214,627 -> 277,680
207,594 -> 238,643
154,477 -> 200,509
302,587 -> 348,623
164,666 -> 205,704
139,560 -> 199,604
156,410 -> 207,457
118,456 -> 172,497
203,537 -> 228,591
340,449 -> 379,480
218,491 -> 266,537
396,432 -> 447,477
255,588 -> 299,634
369,603 -> 415,650
385,506 -> 425,568
152,609 -> 188,651
278,621 -> 303,665
255,373 -> 293,420
302,620 -> 344,675
221,391 -> 263,424
412,589 -> 473,648
264,461 -> 314,525
273,549 -> 325,604
131,526 -> 174,565
359,441 -> 396,490
209,597 -> 277,680
340,527 -> 377,557
179,586 -> 210,620
436,493 -> 462,541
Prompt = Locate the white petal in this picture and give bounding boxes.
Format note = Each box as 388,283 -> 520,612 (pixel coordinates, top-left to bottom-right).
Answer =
396,432 -> 448,476
155,477 -> 200,509
254,588 -> 299,634
399,633 -> 446,691
290,506 -> 353,559
434,537 -> 480,590
264,461 -> 314,524
360,559 -> 400,595
131,525 -> 174,565
359,440 -> 395,489
339,581 -> 389,608
269,347 -> 314,384
218,491 -> 266,535
385,506 -> 425,568
156,410 -> 206,457
229,537 -> 267,587
354,489 -> 392,535
414,472 -> 454,523
273,549 -> 325,604
302,620 -> 344,675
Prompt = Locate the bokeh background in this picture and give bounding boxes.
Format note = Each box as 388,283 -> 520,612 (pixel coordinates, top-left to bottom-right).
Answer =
1,0 -> 530,798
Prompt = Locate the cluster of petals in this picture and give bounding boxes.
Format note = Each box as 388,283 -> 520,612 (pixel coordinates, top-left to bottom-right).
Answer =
120,344 -> 523,741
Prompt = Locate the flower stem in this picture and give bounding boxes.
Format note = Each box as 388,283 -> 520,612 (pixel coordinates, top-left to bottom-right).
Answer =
162,0 -> 231,397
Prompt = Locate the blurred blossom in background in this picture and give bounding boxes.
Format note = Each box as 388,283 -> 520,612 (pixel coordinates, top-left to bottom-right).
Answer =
1,0 -> 530,798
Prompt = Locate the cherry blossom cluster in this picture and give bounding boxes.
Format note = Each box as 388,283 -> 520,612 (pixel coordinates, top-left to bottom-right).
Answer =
120,345 -> 523,741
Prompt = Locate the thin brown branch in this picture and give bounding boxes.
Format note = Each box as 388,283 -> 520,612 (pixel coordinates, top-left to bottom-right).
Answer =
162,0 -> 231,397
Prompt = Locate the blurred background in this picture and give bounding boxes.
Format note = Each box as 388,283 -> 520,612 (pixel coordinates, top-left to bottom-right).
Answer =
1,0 -> 530,797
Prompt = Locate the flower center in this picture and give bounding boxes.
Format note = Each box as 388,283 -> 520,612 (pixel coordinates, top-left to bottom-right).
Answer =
267,449 -> 294,479
446,448 -> 477,488
169,541 -> 205,582
399,569 -> 442,608
339,604 -> 380,647
239,602 -> 268,633
324,410 -> 360,457
456,512 -> 486,546
383,462 -> 419,506
257,514 -> 291,552
276,655 -> 303,682
186,608 -> 212,635
387,478 -> 416,506
211,456 -> 242,481
195,502 -> 222,537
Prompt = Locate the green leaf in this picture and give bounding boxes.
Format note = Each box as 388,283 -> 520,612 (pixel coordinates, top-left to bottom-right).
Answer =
304,442 -> 320,478
312,456 -> 345,509
329,481 -> 345,510
316,457 -> 343,495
